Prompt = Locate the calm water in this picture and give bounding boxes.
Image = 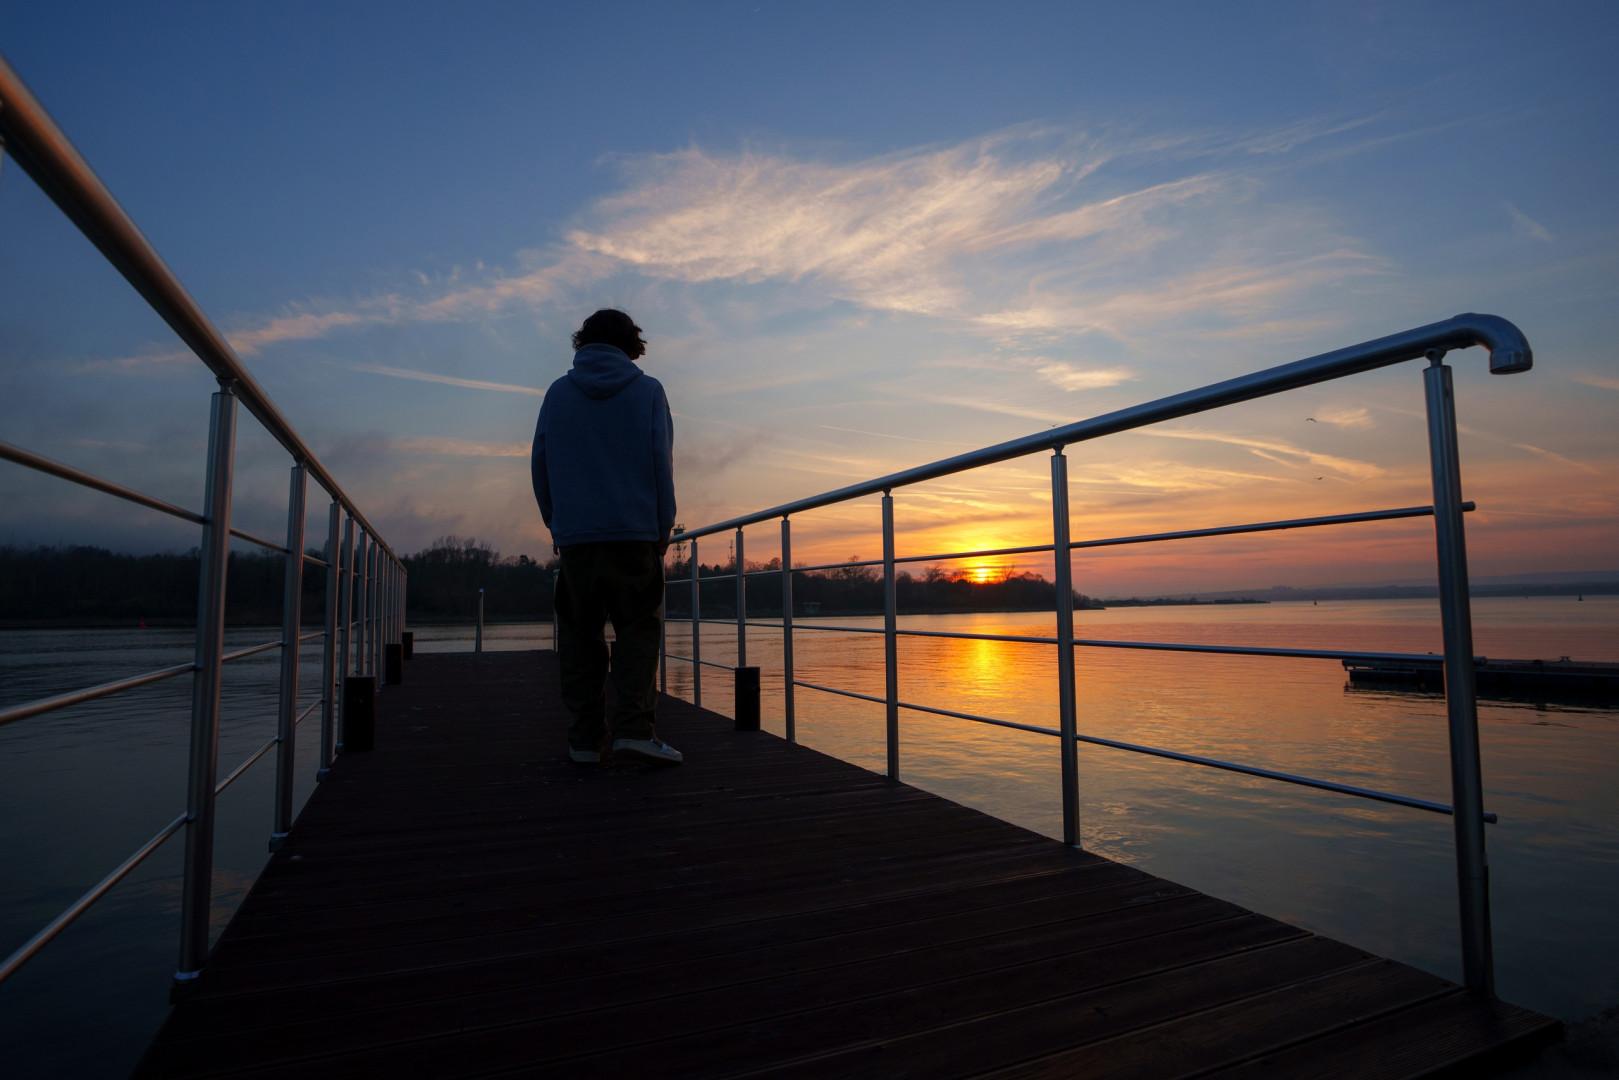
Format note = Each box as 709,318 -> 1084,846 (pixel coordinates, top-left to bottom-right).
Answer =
1,598 -> 1615,1074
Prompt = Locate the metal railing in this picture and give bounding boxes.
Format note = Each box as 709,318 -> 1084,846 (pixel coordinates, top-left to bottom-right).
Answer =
0,58 -> 408,988
660,312 -> 1533,997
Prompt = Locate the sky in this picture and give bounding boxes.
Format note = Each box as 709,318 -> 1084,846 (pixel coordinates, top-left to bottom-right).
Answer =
2,1 -> 1616,596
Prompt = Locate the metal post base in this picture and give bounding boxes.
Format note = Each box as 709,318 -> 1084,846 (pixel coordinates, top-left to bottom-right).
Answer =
735,666 -> 761,732
343,676 -> 376,752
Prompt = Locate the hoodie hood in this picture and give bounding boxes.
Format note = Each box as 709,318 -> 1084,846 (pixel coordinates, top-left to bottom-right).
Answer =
568,344 -> 643,399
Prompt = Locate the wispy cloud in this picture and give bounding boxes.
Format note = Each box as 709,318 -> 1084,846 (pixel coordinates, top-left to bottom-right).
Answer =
1033,361 -> 1136,392
92,117 -> 1387,375
1573,373 -> 1619,392
392,437 -> 530,458
1510,441 -> 1601,476
1505,202 -> 1553,243
1310,406 -> 1374,429
353,363 -> 545,397
1137,427 -> 1385,481
908,393 -> 1075,426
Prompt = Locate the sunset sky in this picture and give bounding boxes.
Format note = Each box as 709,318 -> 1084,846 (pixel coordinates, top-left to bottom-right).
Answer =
2,2 -> 1616,596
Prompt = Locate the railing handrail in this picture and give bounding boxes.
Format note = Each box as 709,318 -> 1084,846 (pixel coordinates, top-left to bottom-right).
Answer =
0,55 -> 411,995
660,316 -> 1531,997
674,314 -> 1530,541
0,55 -> 398,561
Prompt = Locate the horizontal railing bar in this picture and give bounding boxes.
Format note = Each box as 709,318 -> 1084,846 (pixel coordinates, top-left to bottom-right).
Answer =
1070,502 -> 1473,552
297,630 -> 325,643
302,553 -> 328,568
1075,639 -> 1440,663
1069,731 -> 1499,823
781,622 -> 886,635
667,618 -> 1444,661
672,315 -> 1527,542
0,439 -> 204,525
683,504 -> 1473,575
0,661 -> 194,729
896,699 -> 1497,822
793,679 -> 887,706
885,503 -> 1474,567
215,736 -> 277,796
0,59 -> 404,561
894,542 -> 1055,566
0,812 -> 188,986
790,557 -> 887,574
229,526 -> 287,554
293,699 -> 320,727
222,640 -> 282,664
900,698 -> 1063,737
898,627 -> 1061,645
662,653 -> 736,671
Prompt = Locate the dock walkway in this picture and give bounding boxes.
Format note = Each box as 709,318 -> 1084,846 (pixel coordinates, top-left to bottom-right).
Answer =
139,650 -> 1557,1078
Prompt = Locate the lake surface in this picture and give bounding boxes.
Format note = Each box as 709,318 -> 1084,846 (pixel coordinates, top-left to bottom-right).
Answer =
2,597 -> 1616,1074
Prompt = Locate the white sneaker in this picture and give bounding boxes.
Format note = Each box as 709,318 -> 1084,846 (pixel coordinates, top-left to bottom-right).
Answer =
568,747 -> 601,764
611,736 -> 684,766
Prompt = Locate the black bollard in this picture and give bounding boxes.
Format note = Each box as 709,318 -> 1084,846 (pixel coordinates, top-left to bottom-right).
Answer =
735,666 -> 761,732
344,676 -> 376,751
385,643 -> 403,686
402,630 -> 414,660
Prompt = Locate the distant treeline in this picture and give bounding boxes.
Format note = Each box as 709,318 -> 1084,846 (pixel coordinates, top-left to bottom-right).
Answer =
0,538 -> 560,626
0,543 -> 324,626
0,539 -> 1095,626
664,555 -> 1098,617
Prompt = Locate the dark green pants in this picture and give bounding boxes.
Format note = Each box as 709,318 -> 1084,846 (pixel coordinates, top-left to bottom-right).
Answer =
556,541 -> 663,750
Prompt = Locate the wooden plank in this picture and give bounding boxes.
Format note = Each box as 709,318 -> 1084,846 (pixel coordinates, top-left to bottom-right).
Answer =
136,651 -> 1562,1079
1202,992 -> 1563,1079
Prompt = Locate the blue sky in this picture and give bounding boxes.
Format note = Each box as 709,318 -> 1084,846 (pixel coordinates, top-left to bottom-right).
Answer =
2,2 -> 1616,594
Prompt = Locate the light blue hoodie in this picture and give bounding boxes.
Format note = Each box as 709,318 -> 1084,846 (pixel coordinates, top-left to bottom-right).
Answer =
531,344 -> 676,547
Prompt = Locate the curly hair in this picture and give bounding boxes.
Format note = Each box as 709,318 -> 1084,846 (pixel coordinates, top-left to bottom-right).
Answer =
571,309 -> 646,360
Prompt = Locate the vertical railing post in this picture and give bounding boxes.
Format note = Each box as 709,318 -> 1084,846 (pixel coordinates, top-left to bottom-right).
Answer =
475,587 -> 485,653
372,545 -> 384,680
318,501 -> 340,779
358,537 -> 370,676
781,516 -> 795,744
336,517 -> 355,753
691,538 -> 702,708
271,462 -> 307,850
353,532 -> 368,677
882,492 -> 899,781
367,540 -> 379,678
1425,356 -> 1495,996
735,527 -> 747,668
1050,449 -> 1080,848
378,558 -> 386,651
175,384 -> 237,986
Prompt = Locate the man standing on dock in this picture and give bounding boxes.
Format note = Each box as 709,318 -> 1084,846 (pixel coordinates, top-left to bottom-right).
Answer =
531,309 -> 682,766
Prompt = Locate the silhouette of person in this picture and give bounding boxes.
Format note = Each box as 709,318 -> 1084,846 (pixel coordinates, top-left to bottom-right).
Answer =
531,309 -> 682,765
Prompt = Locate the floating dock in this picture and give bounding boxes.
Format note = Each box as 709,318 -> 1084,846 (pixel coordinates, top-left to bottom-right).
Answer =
139,650 -> 1557,1077
1345,656 -> 1619,704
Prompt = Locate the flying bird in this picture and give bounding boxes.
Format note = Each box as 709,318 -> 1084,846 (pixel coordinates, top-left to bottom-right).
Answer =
1305,417 -> 1318,423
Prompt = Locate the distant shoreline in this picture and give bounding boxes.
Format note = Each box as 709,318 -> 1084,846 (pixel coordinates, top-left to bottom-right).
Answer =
1,591 -> 1611,632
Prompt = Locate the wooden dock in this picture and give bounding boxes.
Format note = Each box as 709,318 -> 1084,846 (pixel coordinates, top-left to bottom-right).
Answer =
139,650 -> 1558,1078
